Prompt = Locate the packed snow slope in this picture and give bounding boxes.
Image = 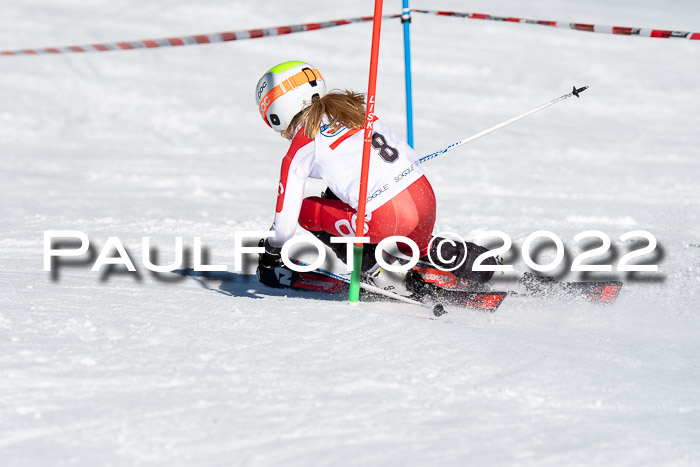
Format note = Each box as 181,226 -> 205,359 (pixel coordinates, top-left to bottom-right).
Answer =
1,0 -> 699,465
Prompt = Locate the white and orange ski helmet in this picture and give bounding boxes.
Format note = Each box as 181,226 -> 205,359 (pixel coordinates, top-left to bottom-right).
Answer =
255,61 -> 326,132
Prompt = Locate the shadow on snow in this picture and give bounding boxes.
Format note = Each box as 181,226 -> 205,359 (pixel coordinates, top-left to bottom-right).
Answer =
171,269 -> 346,303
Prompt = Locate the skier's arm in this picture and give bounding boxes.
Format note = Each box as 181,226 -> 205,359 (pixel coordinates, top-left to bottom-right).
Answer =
268,134 -> 315,248
269,167 -> 307,247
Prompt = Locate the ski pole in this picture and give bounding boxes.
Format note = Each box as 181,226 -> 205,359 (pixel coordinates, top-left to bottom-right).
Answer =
290,258 -> 447,316
418,86 -> 588,164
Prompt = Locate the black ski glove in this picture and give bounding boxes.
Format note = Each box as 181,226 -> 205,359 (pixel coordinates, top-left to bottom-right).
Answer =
258,238 -> 282,269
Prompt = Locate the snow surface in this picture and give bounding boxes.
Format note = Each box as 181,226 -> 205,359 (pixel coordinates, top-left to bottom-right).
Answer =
1,0 -> 699,465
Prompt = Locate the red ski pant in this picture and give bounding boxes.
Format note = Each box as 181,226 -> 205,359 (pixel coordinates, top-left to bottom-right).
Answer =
298,176 -> 436,257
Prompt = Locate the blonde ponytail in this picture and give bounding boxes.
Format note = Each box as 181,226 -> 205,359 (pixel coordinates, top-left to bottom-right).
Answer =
282,90 -> 366,140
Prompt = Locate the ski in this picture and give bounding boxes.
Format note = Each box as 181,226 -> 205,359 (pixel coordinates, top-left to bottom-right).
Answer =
412,265 -> 623,304
514,273 -> 623,304
283,259 -> 507,315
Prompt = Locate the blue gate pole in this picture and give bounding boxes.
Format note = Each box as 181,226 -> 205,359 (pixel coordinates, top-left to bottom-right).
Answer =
401,0 -> 414,148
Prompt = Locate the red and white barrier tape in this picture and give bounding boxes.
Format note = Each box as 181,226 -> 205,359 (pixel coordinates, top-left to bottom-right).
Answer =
0,14 -> 399,57
2,9 -> 695,57
412,9 -> 700,40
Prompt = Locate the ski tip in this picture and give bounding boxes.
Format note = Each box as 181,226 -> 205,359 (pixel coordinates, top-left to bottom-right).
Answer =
463,292 -> 507,312
572,85 -> 589,98
587,282 -> 623,304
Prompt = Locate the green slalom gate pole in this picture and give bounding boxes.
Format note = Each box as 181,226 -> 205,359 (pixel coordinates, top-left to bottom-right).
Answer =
349,0 -> 384,305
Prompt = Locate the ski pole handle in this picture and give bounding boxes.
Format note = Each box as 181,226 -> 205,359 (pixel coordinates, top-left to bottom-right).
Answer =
418,86 -> 588,164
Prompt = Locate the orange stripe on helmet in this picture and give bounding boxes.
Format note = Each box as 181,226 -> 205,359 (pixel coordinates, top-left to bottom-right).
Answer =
259,68 -> 323,126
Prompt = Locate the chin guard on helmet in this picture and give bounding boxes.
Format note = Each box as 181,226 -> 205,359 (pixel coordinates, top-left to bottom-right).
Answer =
255,61 -> 327,133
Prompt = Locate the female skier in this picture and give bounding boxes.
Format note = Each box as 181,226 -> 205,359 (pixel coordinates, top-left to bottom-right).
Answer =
254,61 -> 493,294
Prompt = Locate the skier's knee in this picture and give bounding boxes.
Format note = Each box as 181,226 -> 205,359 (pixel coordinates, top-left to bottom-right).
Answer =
428,238 -> 495,283
464,246 -> 496,283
